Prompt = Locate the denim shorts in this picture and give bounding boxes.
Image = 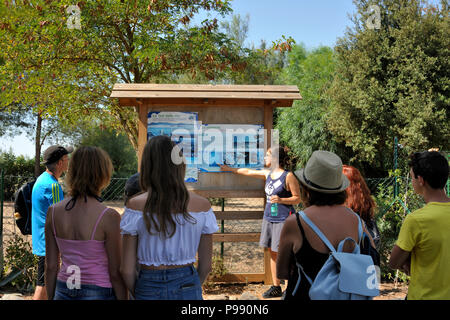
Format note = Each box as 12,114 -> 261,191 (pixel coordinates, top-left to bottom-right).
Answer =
53,280 -> 116,300
134,265 -> 203,300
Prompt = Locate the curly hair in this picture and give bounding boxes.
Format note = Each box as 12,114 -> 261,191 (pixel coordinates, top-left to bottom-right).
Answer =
342,165 -> 376,226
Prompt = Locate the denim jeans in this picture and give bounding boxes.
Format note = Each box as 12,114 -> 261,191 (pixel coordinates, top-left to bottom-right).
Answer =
134,265 -> 203,300
53,280 -> 116,300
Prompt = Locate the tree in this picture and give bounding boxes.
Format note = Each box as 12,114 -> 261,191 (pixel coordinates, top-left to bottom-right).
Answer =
0,0 -> 246,153
275,44 -> 349,169
328,0 -> 449,174
79,126 -> 138,178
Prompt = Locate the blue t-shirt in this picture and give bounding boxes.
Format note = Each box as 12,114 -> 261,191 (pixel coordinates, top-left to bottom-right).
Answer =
31,171 -> 64,256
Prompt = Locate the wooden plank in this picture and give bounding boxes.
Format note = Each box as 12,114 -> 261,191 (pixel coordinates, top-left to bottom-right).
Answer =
190,189 -> 265,198
264,247 -> 273,285
213,211 -> 264,220
137,105 -> 148,171
210,273 -> 265,283
113,83 -> 300,93
111,90 -> 301,100
212,233 -> 260,242
119,98 -> 294,108
264,102 -> 273,151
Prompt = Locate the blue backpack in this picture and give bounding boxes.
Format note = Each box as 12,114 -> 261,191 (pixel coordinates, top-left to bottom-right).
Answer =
293,211 -> 380,300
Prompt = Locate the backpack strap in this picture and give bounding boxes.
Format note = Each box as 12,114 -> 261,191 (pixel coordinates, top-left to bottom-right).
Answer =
344,208 -> 364,245
299,211 -> 336,253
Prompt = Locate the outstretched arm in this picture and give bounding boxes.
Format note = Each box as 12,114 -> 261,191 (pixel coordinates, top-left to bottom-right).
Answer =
219,164 -> 268,180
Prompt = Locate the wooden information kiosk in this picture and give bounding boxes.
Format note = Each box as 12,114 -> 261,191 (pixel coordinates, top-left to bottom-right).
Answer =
110,84 -> 301,284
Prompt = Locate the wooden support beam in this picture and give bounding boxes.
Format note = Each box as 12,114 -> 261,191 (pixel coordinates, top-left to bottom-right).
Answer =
213,211 -> 264,220
137,105 -> 148,171
191,189 -> 265,198
263,247 -> 273,285
212,233 -> 260,243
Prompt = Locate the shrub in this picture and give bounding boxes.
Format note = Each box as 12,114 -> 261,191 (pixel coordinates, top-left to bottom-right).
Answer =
373,170 -> 424,284
2,235 -> 38,292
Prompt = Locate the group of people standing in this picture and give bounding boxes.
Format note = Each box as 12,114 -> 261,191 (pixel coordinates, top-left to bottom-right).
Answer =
30,135 -> 450,300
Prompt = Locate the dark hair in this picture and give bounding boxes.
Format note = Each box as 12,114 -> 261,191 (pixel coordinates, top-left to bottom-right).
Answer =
299,181 -> 347,207
140,135 -> 194,238
270,145 -> 294,170
342,165 -> 376,225
124,172 -> 142,206
408,151 -> 449,189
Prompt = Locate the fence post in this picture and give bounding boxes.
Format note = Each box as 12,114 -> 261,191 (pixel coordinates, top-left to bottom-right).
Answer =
393,136 -> 399,199
220,198 -> 225,259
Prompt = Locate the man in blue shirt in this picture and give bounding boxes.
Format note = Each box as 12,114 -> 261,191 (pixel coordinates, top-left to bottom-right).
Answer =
31,145 -> 72,300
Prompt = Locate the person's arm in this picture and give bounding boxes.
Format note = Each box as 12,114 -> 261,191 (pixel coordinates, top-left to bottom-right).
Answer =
103,209 -> 128,300
389,245 -> 411,274
276,215 -> 299,280
389,214 -> 416,275
270,172 -> 301,206
219,164 -> 268,180
197,233 -> 213,285
121,234 -> 138,294
44,206 -> 59,300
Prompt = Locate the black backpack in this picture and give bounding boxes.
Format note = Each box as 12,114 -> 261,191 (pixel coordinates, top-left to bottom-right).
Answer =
13,180 -> 36,235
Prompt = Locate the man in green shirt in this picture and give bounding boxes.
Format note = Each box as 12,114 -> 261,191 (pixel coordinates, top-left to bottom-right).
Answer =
389,151 -> 450,300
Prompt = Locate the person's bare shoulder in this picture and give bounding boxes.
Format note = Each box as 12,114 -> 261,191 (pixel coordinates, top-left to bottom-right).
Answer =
127,192 -> 148,211
188,192 -> 212,212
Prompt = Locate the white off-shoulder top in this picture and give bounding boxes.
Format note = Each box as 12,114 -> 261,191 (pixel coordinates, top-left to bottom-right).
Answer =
120,207 -> 219,266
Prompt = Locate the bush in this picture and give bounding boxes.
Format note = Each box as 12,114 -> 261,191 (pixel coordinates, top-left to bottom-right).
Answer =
373,170 -> 424,283
0,150 -> 42,200
2,234 -> 38,292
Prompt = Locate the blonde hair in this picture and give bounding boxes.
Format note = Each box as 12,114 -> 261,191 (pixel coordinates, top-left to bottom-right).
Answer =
66,146 -> 113,198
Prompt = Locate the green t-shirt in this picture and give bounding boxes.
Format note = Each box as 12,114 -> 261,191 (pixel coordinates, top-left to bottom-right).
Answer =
396,201 -> 450,300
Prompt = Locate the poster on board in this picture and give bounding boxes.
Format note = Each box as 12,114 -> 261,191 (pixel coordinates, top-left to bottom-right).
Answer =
147,111 -> 199,183
199,124 -> 265,172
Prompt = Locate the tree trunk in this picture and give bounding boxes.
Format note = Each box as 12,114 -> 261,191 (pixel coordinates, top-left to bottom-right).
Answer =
34,112 -> 42,178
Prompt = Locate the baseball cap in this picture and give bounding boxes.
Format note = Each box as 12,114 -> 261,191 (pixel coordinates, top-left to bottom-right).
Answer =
42,145 -> 74,165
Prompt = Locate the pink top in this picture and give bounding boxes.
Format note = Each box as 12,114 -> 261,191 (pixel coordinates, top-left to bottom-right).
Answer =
52,207 -> 112,288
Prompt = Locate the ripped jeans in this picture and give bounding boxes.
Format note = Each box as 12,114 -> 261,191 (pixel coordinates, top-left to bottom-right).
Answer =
134,265 -> 203,300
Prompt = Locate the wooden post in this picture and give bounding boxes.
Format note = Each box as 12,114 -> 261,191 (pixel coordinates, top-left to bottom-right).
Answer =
137,104 -> 148,172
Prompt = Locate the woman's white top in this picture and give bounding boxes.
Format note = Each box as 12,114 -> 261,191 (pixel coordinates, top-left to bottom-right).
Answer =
120,207 -> 219,266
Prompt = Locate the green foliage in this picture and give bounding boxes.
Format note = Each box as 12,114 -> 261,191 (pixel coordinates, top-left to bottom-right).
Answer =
0,150 -> 41,199
328,0 -> 450,173
2,235 -> 38,292
78,126 -> 137,178
0,0 -> 246,151
275,44 -> 348,168
202,250 -> 229,289
373,171 -> 423,282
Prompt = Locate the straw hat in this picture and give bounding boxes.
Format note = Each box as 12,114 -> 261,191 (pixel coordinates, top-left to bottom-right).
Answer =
294,150 -> 349,194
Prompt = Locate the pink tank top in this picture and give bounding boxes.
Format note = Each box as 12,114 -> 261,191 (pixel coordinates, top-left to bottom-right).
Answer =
52,207 -> 112,288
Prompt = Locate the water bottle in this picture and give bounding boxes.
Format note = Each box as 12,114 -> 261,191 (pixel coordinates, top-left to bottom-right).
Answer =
270,202 -> 278,217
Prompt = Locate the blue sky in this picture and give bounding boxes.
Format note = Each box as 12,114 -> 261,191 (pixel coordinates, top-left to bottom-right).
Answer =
224,0 -> 358,49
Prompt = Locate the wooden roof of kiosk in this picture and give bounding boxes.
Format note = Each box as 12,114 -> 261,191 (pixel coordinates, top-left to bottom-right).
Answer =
110,84 -> 301,285
110,84 -> 302,198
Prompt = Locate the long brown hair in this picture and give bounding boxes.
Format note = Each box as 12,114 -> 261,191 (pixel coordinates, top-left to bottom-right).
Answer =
342,165 -> 376,225
140,135 -> 193,238
66,146 -> 113,198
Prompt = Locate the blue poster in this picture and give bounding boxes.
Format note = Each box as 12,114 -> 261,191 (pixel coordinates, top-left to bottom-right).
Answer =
147,111 -> 199,183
